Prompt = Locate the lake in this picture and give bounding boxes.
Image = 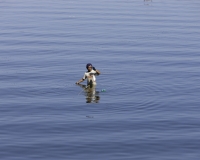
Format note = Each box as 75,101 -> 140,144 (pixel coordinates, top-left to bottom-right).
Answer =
0,0 -> 200,159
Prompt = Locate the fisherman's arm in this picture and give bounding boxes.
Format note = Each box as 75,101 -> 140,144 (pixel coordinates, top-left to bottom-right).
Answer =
76,73 -> 87,84
96,69 -> 100,75
76,78 -> 84,84
93,67 -> 100,75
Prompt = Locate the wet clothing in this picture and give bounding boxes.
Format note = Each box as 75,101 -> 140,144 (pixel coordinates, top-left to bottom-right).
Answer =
82,70 -> 97,85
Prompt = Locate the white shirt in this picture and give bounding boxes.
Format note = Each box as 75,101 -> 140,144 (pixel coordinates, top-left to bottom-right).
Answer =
82,70 -> 97,85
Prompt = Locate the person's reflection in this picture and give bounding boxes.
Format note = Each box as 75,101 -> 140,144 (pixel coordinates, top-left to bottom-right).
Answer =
76,84 -> 100,103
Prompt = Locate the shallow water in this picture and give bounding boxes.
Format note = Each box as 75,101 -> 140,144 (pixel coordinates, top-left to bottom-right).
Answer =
1,0 -> 200,159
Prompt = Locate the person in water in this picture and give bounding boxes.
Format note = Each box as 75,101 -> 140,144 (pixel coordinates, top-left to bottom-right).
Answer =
76,63 -> 100,86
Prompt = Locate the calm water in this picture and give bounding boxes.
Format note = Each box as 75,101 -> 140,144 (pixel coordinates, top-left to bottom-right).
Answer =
1,0 -> 200,159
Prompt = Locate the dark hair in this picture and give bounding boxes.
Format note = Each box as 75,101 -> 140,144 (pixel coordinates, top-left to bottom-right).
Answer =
86,63 -> 92,69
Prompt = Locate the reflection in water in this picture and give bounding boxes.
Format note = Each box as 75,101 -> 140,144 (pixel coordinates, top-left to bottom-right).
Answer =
76,84 -> 100,103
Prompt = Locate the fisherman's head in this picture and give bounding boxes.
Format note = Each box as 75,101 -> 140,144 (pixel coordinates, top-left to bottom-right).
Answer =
86,63 -> 93,71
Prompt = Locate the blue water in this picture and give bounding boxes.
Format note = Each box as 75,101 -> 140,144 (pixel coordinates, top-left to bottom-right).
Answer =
1,0 -> 200,159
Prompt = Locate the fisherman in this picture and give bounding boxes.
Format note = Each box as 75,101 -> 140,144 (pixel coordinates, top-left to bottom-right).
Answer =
75,63 -> 100,87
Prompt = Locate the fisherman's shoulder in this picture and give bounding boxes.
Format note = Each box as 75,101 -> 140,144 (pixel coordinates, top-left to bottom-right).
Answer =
84,71 -> 90,76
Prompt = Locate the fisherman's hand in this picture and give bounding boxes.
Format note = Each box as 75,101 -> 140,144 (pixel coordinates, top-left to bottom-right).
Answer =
93,66 -> 96,71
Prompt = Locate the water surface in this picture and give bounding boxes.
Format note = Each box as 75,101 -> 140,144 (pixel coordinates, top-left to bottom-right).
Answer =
0,0 -> 200,159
